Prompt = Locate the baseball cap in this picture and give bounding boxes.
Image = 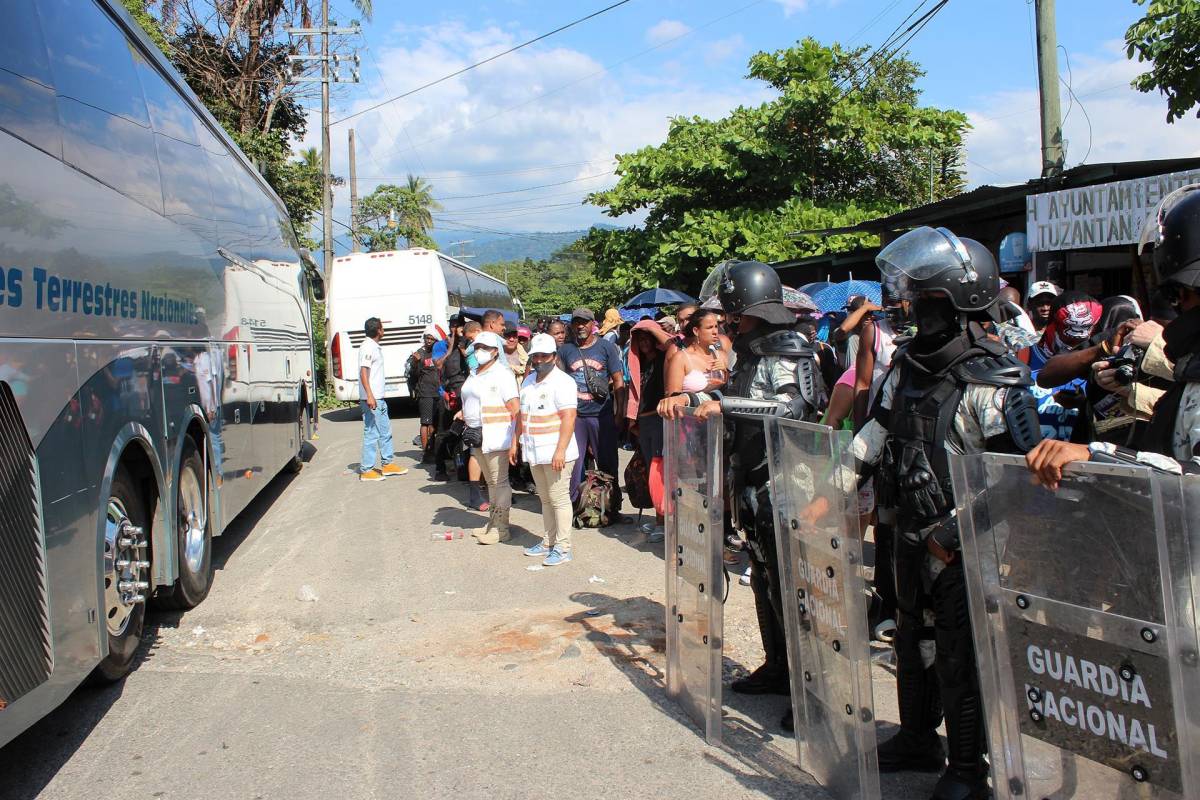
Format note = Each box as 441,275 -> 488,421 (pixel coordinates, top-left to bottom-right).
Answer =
423,323 -> 445,340
473,331 -> 505,351
517,325 -> 532,340
1029,281 -> 1061,299
528,333 -> 557,355
571,307 -> 595,322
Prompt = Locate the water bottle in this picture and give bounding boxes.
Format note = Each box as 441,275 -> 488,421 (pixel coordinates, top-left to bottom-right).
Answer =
431,530 -> 464,540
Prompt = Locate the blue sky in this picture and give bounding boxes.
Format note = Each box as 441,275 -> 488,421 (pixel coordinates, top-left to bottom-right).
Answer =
309,0 -> 1200,244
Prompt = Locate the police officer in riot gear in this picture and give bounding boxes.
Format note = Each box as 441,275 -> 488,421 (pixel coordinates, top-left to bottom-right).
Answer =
1028,184 -> 1200,483
664,260 -> 825,727
849,227 -> 1043,800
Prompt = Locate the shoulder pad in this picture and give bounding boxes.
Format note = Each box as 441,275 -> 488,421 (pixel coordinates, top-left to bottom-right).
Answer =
1002,385 -> 1044,453
748,330 -> 814,358
952,352 -> 1032,387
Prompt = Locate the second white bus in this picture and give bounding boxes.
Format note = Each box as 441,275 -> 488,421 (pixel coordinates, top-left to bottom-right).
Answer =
325,249 -> 519,401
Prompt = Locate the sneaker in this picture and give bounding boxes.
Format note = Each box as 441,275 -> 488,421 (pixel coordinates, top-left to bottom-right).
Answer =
411,435 -> 421,446
477,500 -> 491,512
646,527 -> 665,543
637,521 -> 656,533
543,546 -> 572,567
359,469 -> 384,482
739,565 -> 752,586
523,543 -> 550,557
433,470 -> 450,482
380,463 -> 408,477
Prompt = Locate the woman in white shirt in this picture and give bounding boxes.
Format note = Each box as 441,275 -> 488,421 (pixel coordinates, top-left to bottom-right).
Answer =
514,334 -> 579,566
458,332 -> 520,545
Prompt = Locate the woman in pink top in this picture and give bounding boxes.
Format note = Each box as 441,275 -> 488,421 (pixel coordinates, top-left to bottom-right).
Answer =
662,309 -> 728,402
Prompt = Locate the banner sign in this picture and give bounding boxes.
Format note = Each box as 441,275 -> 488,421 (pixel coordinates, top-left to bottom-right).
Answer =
1026,168 -> 1200,252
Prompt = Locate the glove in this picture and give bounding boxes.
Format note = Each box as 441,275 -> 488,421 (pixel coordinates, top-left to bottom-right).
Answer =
897,443 -> 947,519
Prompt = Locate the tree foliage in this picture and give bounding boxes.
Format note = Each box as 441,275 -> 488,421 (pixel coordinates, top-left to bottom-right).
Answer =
355,178 -> 443,251
1126,0 -> 1200,122
584,38 -> 968,293
481,240 -> 627,320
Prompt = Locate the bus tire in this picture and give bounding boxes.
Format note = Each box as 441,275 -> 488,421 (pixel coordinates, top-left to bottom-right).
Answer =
286,405 -> 308,474
159,440 -> 213,609
93,467 -> 149,683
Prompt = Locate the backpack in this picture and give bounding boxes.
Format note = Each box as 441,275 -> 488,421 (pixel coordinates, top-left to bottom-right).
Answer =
623,451 -> 653,510
573,469 -> 622,528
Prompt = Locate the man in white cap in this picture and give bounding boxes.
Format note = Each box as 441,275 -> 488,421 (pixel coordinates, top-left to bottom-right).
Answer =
1027,280 -> 1062,333
410,323 -> 446,460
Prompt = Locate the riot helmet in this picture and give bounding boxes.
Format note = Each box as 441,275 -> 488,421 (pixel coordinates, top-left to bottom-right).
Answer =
876,226 -> 1000,314
1138,184 -> 1200,289
716,260 -> 783,312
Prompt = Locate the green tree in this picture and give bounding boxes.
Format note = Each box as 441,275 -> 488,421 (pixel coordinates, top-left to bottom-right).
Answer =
481,239 -> 627,319
584,38 -> 968,293
355,179 -> 442,251
1126,0 -> 1200,122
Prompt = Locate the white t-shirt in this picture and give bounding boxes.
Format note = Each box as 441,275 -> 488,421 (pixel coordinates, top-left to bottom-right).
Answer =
358,336 -> 385,399
519,369 -> 580,466
462,362 -> 519,452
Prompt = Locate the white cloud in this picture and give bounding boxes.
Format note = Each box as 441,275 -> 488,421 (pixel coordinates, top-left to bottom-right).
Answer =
965,41 -> 1200,186
645,18 -> 692,45
773,0 -> 809,15
705,34 -> 746,64
312,21 -> 770,233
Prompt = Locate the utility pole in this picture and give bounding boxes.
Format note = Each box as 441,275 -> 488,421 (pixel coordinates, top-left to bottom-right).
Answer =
286,13 -> 361,270
1034,0 -> 1064,178
348,128 -> 359,252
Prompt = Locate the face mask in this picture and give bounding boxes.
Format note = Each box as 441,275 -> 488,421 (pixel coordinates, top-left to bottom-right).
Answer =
474,349 -> 495,366
466,351 -> 478,370
533,360 -> 555,377
913,295 -> 959,340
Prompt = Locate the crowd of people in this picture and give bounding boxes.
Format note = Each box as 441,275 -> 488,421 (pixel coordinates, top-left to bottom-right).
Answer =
349,184 -> 1200,800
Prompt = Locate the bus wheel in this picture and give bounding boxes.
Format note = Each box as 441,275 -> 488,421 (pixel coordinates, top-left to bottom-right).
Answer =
286,405 -> 309,473
160,440 -> 213,609
94,468 -> 149,682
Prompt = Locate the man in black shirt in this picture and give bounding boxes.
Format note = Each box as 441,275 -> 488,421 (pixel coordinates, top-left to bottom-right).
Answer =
410,325 -> 444,462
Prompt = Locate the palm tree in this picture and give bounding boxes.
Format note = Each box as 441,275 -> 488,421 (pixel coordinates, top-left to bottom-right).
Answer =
396,174 -> 442,237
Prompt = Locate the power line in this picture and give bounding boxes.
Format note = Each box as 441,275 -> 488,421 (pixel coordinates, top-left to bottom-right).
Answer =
433,171 -> 613,202
358,0 -> 767,163
356,159 -> 615,181
331,0 -> 637,125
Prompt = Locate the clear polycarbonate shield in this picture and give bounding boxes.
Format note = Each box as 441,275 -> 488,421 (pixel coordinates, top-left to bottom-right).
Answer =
1138,183 -> 1200,255
765,418 -> 880,800
664,408 -> 725,746
952,453 -> 1200,800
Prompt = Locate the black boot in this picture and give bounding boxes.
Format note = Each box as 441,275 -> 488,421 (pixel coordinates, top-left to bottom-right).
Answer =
877,729 -> 945,773
930,764 -> 989,800
780,707 -> 794,732
730,663 -> 790,695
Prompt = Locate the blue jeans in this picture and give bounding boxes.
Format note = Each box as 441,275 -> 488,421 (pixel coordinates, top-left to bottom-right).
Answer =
360,401 -> 394,472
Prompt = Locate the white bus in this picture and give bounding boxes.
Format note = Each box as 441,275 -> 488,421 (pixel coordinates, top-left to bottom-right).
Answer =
0,0 -> 320,747
325,249 -> 519,401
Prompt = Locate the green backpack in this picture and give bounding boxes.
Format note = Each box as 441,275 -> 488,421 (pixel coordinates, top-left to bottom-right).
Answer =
573,469 -> 622,528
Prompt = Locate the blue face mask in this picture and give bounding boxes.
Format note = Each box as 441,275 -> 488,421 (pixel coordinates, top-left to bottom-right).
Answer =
467,350 -> 478,371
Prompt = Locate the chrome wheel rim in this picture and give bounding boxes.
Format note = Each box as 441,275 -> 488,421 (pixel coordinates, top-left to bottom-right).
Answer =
104,498 -> 146,636
178,465 -> 207,574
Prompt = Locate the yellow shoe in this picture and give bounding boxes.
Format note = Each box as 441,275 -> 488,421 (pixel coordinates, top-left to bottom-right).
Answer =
381,462 -> 408,477
476,530 -> 500,545
359,469 -> 384,482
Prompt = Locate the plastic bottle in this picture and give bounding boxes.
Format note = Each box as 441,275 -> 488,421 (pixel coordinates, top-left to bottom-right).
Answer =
431,530 -> 464,540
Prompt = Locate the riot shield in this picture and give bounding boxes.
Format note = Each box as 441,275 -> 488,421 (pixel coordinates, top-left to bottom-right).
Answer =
765,418 -> 880,800
664,409 -> 725,745
952,453 -> 1200,800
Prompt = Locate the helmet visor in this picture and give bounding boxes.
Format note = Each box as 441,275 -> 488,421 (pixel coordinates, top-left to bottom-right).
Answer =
699,261 -> 732,302
876,226 -> 974,284
1138,184 -> 1200,255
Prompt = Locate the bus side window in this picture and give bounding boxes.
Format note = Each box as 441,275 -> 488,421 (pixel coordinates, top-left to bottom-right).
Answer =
439,258 -> 470,307
136,56 -> 217,242
40,0 -> 163,214
206,135 -> 250,252
0,1 -> 61,157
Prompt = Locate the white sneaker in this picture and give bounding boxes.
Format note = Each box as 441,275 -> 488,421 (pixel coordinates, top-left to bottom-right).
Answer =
739,566 -> 752,586
646,526 -> 665,543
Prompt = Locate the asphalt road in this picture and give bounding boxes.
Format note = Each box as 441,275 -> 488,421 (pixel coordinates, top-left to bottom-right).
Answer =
0,405 -> 935,800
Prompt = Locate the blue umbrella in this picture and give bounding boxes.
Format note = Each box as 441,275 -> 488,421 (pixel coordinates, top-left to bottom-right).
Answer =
622,287 -> 695,309
799,281 -> 834,297
619,307 -> 655,323
811,280 -> 882,313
